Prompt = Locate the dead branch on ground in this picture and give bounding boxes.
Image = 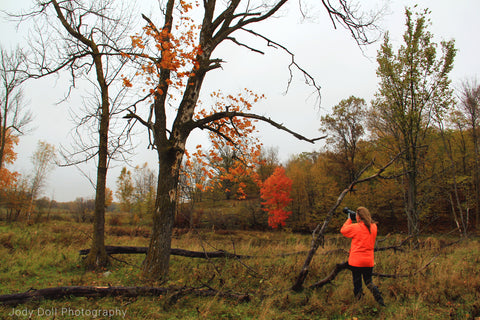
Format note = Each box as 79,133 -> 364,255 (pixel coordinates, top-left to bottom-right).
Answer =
79,246 -> 253,259
79,246 -> 347,260
308,237 -> 465,289
0,285 -> 249,306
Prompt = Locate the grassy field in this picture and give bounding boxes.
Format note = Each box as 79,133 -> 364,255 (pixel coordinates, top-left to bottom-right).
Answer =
0,216 -> 479,319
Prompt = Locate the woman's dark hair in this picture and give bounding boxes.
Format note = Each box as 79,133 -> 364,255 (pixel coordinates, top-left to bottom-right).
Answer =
356,207 -> 375,233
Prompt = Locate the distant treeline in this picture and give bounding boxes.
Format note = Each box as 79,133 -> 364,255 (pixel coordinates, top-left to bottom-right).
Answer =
1,127 -> 477,235
175,131 -> 476,234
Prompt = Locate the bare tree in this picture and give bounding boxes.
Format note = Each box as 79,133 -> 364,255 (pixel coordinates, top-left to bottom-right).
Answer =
123,0 -> 380,280
0,47 -> 32,171
16,0 -> 137,269
257,147 -> 280,181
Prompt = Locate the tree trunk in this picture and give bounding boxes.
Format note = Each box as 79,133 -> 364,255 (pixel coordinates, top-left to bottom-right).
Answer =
84,52 -> 110,270
291,207 -> 337,291
142,146 -> 182,281
406,172 -> 418,236
439,127 -> 466,235
404,145 -> 419,236
84,164 -> 109,269
84,126 -> 109,269
0,114 -> 5,171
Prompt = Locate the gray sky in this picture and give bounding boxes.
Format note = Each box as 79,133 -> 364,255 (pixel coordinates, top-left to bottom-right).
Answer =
1,0 -> 479,202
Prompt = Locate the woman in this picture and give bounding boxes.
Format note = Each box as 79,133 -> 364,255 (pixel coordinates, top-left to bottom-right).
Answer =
340,206 -> 385,306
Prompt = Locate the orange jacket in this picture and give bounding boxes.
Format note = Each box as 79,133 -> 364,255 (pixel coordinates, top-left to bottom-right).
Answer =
340,219 -> 377,267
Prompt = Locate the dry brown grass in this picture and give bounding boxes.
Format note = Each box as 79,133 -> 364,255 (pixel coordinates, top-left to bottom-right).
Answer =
0,220 -> 478,319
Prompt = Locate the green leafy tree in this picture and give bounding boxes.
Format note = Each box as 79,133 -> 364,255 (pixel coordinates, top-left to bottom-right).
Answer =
27,141 -> 56,221
321,96 -> 367,185
285,152 -> 340,231
132,163 -> 157,219
116,167 -> 134,213
370,8 -> 456,235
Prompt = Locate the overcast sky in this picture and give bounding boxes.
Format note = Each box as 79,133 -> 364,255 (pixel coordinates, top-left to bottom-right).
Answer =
2,0 -> 479,202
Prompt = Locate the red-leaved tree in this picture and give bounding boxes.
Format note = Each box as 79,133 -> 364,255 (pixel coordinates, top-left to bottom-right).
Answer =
261,166 -> 293,228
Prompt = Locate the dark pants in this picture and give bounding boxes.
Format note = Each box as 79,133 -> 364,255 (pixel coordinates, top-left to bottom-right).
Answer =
349,265 -> 373,297
348,264 -> 385,305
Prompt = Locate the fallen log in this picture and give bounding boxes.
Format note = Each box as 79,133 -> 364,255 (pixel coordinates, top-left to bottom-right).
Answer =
80,246 -> 341,259
79,246 -> 147,255
79,246 -> 253,259
0,285 -> 250,306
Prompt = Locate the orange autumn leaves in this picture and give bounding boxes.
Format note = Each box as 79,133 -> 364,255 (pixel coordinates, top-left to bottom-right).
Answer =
0,130 -> 20,192
184,89 -> 265,199
122,0 -> 201,96
119,0 -> 293,228
260,166 -> 293,229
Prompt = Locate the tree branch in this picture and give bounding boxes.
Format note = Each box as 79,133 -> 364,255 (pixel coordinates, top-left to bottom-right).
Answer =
123,111 -> 151,130
241,28 -> 321,98
320,0 -> 381,46
191,111 -> 326,144
226,37 -> 265,54
308,261 -> 348,289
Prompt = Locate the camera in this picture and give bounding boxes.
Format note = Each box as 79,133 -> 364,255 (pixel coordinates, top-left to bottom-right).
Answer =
343,207 -> 356,220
